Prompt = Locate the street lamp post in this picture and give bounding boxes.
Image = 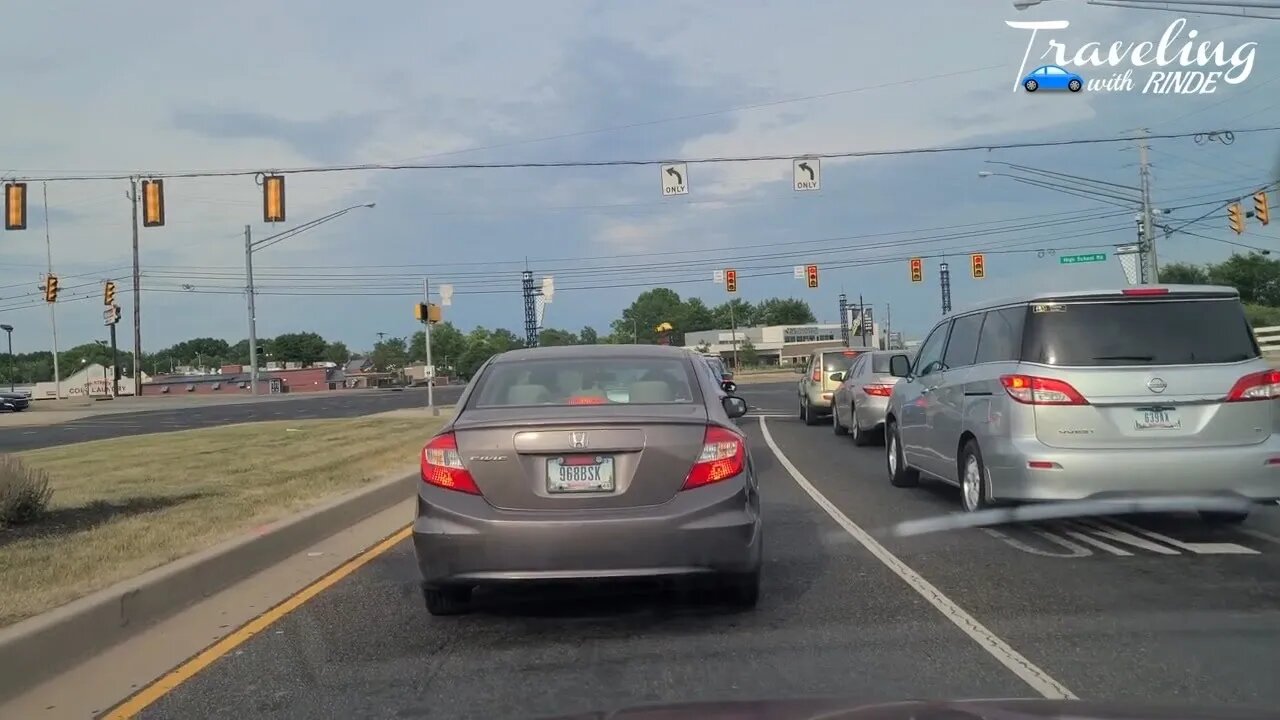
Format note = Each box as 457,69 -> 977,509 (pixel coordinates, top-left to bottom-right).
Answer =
0,324 -> 13,391
244,203 -> 375,395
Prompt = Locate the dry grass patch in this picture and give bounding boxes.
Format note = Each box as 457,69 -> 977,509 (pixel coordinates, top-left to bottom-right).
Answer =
0,416 -> 444,627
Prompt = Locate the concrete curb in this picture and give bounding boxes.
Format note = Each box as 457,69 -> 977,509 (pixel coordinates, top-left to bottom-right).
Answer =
0,468 -> 418,702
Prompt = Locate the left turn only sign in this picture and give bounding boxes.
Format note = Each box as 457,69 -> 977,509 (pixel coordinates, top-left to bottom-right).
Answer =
661,163 -> 689,196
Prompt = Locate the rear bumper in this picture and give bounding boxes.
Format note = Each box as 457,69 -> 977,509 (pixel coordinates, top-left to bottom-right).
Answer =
805,388 -> 834,411
413,474 -> 762,587
987,435 -> 1280,503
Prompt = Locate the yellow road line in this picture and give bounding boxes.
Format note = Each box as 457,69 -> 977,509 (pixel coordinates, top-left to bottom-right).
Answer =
102,525 -> 413,719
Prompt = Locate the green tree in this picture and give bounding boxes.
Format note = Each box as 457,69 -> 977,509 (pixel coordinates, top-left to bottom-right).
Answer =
324,341 -> 350,365
612,288 -> 688,344
409,322 -> 468,372
755,297 -> 816,325
711,299 -> 757,329
269,332 -> 328,364
1158,262 -> 1210,285
738,337 -> 760,366
539,328 -> 579,346
370,337 -> 409,372
579,326 -> 599,344
1207,253 -> 1280,306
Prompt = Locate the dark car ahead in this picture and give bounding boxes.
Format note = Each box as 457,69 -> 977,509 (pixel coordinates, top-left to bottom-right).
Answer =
413,344 -> 761,615
1,391 -> 31,412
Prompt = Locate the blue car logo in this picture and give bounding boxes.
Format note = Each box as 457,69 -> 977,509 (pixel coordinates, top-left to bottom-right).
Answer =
1023,64 -> 1084,93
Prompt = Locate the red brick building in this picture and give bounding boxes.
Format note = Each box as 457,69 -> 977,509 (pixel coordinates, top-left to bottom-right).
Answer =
143,367 -> 341,395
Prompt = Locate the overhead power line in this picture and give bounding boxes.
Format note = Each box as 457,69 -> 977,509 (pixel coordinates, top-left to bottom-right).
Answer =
5,127 -> 1280,183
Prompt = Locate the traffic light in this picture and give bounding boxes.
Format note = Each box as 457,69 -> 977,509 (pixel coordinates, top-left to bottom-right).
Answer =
970,253 -> 986,279
724,269 -> 738,293
103,281 -> 116,306
141,179 -> 165,227
1256,191 -> 1270,227
1228,202 -> 1244,234
5,182 -> 27,230
805,264 -> 819,289
909,257 -> 923,283
44,274 -> 58,303
263,174 -> 286,223
427,303 -> 442,323
414,302 -> 429,321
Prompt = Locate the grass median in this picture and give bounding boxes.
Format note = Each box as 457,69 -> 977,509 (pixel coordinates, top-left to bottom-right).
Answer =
0,414 -> 445,628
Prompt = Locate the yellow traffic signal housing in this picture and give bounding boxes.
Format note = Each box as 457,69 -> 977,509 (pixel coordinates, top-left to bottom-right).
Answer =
1228,202 -> 1245,234
103,281 -> 116,306
263,175 -> 286,223
1255,191 -> 1270,227
427,303 -> 442,324
909,257 -> 923,283
44,274 -> 58,303
414,303 -> 443,324
971,253 -> 986,279
414,302 -> 428,321
5,182 -> 27,230
805,264 -> 819,288
724,269 -> 738,293
141,179 -> 165,227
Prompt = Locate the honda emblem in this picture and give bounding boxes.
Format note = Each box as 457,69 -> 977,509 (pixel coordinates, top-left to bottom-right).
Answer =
570,431 -> 588,448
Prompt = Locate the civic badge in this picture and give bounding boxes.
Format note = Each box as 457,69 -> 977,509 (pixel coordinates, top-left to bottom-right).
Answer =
570,431 -> 588,448
1147,377 -> 1167,394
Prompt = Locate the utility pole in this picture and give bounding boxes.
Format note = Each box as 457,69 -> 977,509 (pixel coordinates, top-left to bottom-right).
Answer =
729,302 -> 740,370
423,277 -> 438,416
885,303 -> 892,350
838,293 -> 850,347
129,178 -> 142,395
858,295 -> 869,348
244,225 -> 259,395
939,262 -> 953,315
42,183 -> 60,400
1138,131 -> 1159,284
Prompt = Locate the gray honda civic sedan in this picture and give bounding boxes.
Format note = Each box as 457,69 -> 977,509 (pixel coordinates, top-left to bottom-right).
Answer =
413,344 -> 762,615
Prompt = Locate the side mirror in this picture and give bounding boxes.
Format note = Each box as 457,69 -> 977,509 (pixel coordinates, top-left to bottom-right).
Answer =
722,395 -> 748,419
889,354 -> 912,378
721,380 -> 738,394
829,371 -> 846,383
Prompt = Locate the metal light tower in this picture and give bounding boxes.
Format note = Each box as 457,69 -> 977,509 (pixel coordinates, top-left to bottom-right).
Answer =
939,262 -> 953,315
838,294 -> 850,347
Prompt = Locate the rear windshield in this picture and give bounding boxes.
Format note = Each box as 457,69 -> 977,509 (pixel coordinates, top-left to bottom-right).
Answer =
1021,298 -> 1259,366
822,351 -> 862,372
471,357 -> 698,407
870,354 -> 892,374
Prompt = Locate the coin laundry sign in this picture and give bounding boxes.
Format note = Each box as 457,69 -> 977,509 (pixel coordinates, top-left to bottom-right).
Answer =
1006,18 -> 1258,95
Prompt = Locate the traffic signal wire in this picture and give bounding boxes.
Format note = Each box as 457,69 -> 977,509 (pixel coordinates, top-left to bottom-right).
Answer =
6,126 -> 1280,183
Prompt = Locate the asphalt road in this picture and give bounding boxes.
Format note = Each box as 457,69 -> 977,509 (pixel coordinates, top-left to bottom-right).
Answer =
120,381 -> 1280,718
0,386 -> 464,451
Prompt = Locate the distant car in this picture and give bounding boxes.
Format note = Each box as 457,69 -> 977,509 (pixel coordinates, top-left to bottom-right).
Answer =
1022,64 -> 1083,92
0,391 -> 30,412
831,350 -> 901,446
797,348 -> 866,425
884,285 -> 1279,523
413,344 -> 760,615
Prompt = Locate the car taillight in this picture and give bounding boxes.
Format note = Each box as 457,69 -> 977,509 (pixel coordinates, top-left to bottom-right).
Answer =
1226,369 -> 1280,402
682,425 -> 746,490
421,432 -> 481,494
811,369 -> 821,382
863,384 -> 894,397
999,374 -> 1088,405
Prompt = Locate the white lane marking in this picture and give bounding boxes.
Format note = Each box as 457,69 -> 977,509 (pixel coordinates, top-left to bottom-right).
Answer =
1239,527 -> 1280,546
1059,521 -> 1133,556
757,417 -> 1076,700
981,526 -> 1091,557
1066,519 -> 1179,555
1103,517 -> 1259,555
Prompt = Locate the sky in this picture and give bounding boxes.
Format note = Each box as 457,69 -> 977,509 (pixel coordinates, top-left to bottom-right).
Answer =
1,0 -> 1279,354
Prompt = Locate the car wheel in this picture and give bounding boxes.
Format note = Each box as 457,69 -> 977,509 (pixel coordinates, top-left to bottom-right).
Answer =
718,568 -> 760,610
422,584 -> 473,616
833,404 -> 848,435
1199,510 -> 1248,525
886,420 -> 919,488
851,403 -> 873,447
959,440 -> 992,513
1024,79 -> 1038,92
1068,79 -> 1082,92
802,397 -> 822,426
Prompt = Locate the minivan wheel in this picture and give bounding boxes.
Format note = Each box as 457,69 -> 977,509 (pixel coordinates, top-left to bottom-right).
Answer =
1199,510 -> 1249,525
886,421 -> 919,488
960,440 -> 991,513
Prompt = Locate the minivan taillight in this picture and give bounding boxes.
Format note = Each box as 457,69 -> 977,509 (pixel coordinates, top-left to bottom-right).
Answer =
1226,369 -> 1280,402
682,425 -> 746,490
811,369 -> 821,382
421,432 -> 482,494
999,374 -> 1088,405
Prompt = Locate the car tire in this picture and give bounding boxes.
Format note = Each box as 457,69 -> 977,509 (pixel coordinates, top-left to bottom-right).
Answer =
423,584 -> 473,616
851,403 -> 873,447
886,420 -> 919,488
959,440 -> 992,513
802,397 -> 822,426
833,405 -> 848,435
718,568 -> 761,610
1068,79 -> 1082,92
1024,79 -> 1038,92
1199,510 -> 1248,525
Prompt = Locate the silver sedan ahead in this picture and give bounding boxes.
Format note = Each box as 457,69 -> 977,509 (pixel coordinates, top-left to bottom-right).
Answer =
832,351 -> 900,446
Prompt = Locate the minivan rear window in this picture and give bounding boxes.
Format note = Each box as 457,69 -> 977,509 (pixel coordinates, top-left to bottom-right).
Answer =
1021,298 -> 1259,366
822,351 -> 862,372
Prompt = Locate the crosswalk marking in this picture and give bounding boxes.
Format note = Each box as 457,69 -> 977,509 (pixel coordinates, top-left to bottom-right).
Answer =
983,515 -> 1264,557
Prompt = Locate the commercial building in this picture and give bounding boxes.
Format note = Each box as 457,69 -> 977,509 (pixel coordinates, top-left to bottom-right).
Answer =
684,320 -> 883,367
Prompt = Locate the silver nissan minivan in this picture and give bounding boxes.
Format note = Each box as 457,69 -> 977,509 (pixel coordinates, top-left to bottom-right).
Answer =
883,285 -> 1280,523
